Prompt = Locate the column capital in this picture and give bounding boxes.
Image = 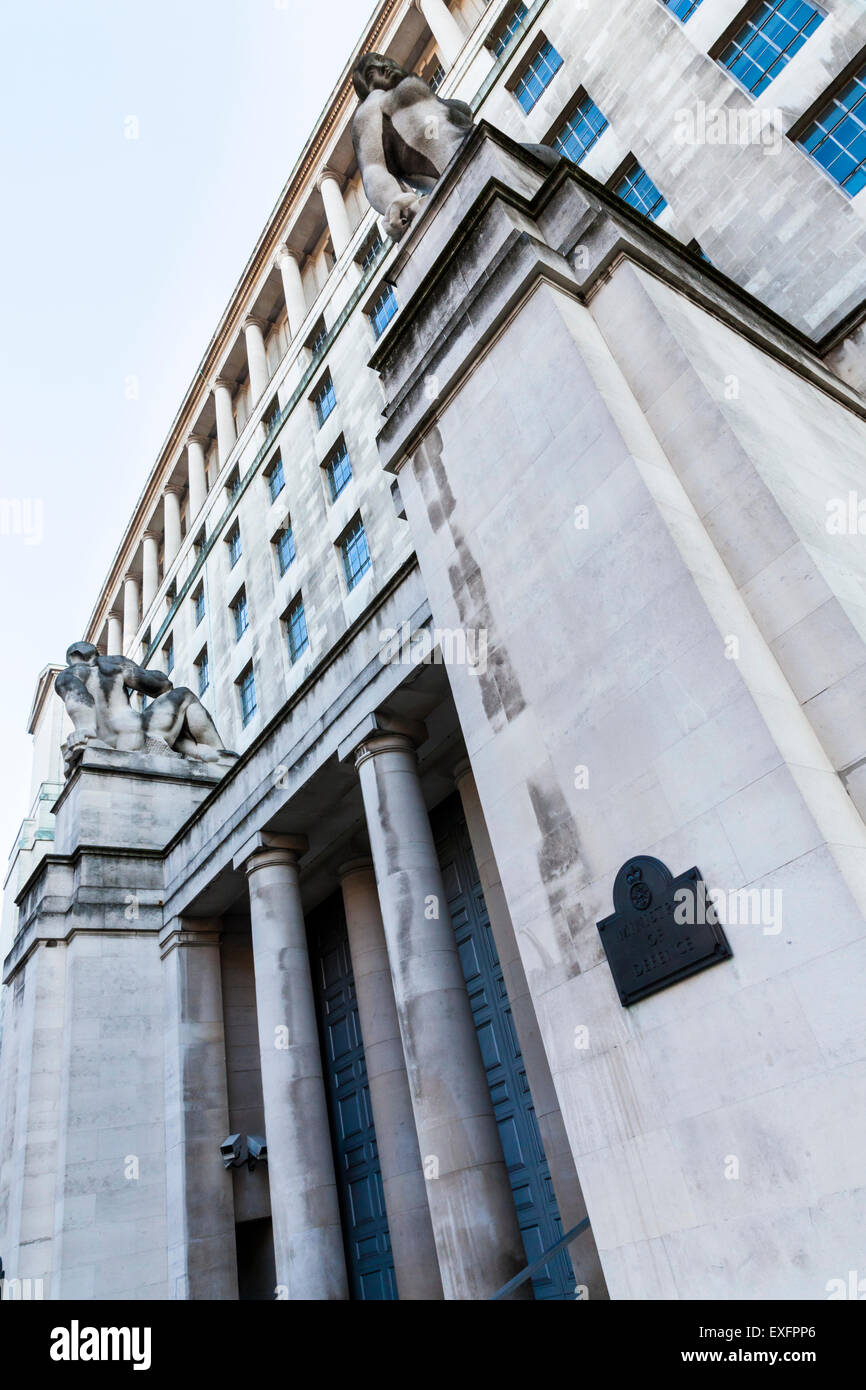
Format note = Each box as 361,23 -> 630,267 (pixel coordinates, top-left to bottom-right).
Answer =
159,918 -> 222,960
163,483 -> 184,498
213,375 -> 236,393
243,313 -> 267,334
316,166 -> 344,193
123,570 -> 139,586
187,431 -> 209,448
233,830 -> 308,875
277,244 -> 303,265
338,711 -> 428,765
338,858 -> 375,882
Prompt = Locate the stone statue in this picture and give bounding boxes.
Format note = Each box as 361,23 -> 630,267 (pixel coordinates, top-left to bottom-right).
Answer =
55,641 -> 237,775
352,52 -> 560,241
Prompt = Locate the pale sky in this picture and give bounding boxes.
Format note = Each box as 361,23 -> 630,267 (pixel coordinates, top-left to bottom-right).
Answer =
0,0 -> 375,863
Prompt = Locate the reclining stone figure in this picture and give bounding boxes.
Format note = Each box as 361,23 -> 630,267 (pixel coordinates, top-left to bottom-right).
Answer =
351,52 -> 560,241
55,641 -> 237,775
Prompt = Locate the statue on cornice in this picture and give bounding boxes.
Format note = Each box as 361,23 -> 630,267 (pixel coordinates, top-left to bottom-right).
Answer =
55,642 -> 237,776
351,52 -> 559,241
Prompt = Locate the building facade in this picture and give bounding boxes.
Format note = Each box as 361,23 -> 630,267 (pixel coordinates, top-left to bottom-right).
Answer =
4,0 -> 866,1299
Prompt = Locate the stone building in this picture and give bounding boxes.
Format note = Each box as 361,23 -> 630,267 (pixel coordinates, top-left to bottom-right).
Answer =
4,0 -> 866,1300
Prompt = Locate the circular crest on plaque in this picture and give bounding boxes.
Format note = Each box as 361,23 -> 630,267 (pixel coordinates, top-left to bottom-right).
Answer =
626,864 -> 652,911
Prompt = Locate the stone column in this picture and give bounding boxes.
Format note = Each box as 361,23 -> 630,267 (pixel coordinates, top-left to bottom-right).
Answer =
416,0 -> 465,66
243,316 -> 270,404
338,861 -> 443,1300
214,378 -> 237,465
141,531 -> 159,613
351,730 -> 530,1299
163,487 -> 183,568
161,919 -> 238,1300
122,573 -> 140,653
278,247 -> 307,339
454,759 -> 608,1299
187,434 -> 208,520
107,613 -> 123,656
317,169 -> 352,258
234,832 -> 348,1300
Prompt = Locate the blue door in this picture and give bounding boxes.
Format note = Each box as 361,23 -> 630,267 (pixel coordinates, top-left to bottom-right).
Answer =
432,794 -> 576,1300
309,898 -> 397,1300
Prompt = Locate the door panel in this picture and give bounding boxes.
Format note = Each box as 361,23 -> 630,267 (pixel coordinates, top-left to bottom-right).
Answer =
432,794 -> 576,1301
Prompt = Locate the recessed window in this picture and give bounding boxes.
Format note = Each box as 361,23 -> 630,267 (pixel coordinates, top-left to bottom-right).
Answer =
232,589 -> 249,642
325,441 -> 353,502
660,0 -> 704,20
514,39 -> 563,113
798,65 -> 866,195
370,285 -> 398,339
227,522 -> 242,568
274,522 -> 296,577
267,456 -> 285,503
264,396 -> 282,440
359,230 -> 385,272
164,635 -> 174,676
226,467 -> 241,500
717,0 -> 824,98
490,2 -> 528,57
193,586 -> 205,626
196,648 -> 209,695
313,375 -> 337,429
614,160 -> 668,220
340,515 -> 372,591
192,527 -> 206,559
553,94 -> 609,164
285,594 -> 309,664
308,318 -> 328,361
238,665 -> 257,726
429,62 -> 446,93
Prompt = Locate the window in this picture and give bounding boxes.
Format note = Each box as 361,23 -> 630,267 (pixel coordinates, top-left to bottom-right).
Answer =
340,515 -> 372,590
325,441 -> 353,502
359,231 -> 385,271
264,396 -> 282,439
238,665 -> 257,726
164,635 -> 174,676
491,3 -> 528,57
267,456 -> 285,503
429,62 -> 446,93
196,648 -> 209,695
798,65 -> 866,195
193,586 -> 205,626
226,467 -> 241,500
285,594 -> 309,664
313,375 -> 337,428
514,40 -> 563,113
553,94 -> 609,164
274,523 -> 296,577
661,0 -> 704,20
232,589 -> 249,641
370,285 -> 398,339
192,527 -> 206,558
308,318 -> 328,360
717,0 -> 824,98
614,160 -> 668,220
227,522 -> 242,568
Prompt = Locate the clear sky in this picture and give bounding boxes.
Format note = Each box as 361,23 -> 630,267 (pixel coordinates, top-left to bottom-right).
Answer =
0,0 -> 374,864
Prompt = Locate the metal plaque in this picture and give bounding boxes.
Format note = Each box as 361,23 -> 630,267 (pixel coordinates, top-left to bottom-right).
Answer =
597,855 -> 732,1007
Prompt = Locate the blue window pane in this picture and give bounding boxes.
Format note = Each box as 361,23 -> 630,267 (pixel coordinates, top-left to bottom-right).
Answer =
326,443 -> 353,501
268,457 -> 285,502
370,286 -> 398,339
661,0 -> 704,19
615,161 -> 668,220
719,0 -> 824,98
194,589 -> 205,626
798,66 -> 866,195
429,63 -> 445,93
314,376 -> 337,428
233,593 -> 248,641
239,668 -> 256,725
361,233 -> 385,271
341,517 -> 372,590
276,525 -> 296,576
554,94 -> 609,164
197,653 -> 209,696
228,524 -> 242,568
164,638 -> 174,675
264,400 -> 282,439
492,3 -> 528,57
286,597 -> 309,664
515,41 -> 563,114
